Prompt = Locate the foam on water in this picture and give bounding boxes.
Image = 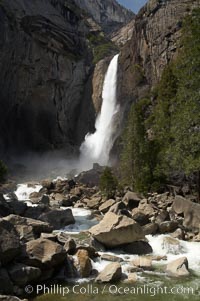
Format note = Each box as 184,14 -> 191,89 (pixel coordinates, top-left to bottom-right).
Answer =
59,207 -> 98,234
15,183 -> 42,201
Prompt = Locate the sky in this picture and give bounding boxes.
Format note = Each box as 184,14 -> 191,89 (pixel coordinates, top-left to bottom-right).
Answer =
117,0 -> 148,13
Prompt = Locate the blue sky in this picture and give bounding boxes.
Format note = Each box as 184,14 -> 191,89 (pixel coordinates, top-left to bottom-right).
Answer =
117,0 -> 148,13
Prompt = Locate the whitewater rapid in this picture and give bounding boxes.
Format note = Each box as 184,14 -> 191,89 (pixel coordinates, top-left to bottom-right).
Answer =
80,54 -> 119,170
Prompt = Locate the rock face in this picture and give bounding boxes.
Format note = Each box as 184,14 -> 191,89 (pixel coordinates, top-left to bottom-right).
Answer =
115,0 -> 200,155
89,212 -> 144,248
0,0 -> 95,155
74,0 -> 134,33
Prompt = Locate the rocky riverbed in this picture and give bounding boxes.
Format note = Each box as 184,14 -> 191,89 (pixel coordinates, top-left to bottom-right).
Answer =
0,175 -> 200,301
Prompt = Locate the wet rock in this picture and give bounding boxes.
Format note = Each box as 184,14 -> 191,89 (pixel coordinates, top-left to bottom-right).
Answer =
99,199 -> 116,213
127,273 -> 137,283
0,268 -> 14,295
6,199 -> 27,216
122,192 -> 141,210
24,238 -> 66,269
142,223 -> 158,235
170,228 -> 185,240
132,256 -> 152,270
75,249 -> 92,278
100,254 -> 123,263
132,208 -> 150,226
8,263 -> 41,286
162,236 -> 184,255
89,212 -> 144,248
39,208 -> 75,230
95,262 -> 122,283
118,241 -> 153,255
159,221 -> 179,234
166,257 -> 190,277
0,219 -> 20,265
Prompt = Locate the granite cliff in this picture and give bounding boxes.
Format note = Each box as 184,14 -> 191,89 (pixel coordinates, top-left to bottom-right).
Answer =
0,0 -> 132,157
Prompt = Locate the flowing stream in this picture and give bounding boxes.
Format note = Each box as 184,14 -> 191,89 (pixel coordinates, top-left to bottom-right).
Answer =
80,54 -> 119,170
11,184 -> 200,301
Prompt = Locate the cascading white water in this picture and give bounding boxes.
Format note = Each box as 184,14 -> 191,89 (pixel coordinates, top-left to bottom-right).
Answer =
80,54 -> 119,170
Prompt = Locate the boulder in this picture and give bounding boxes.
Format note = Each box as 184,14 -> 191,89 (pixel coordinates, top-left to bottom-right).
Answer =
170,228 -> 185,240
119,241 -> 153,255
137,200 -> 156,218
40,233 -> 57,242
0,219 -> 20,264
155,210 -> 169,224
166,257 -> 190,277
132,256 -> 152,270
24,238 -> 66,269
4,214 -> 53,236
172,196 -> 200,231
127,273 -> 137,283
75,249 -> 92,278
122,192 -> 141,209
109,201 -> 126,214
8,263 -> 41,286
24,205 -> 48,220
76,164 -> 104,187
0,194 -> 11,217
142,223 -> 158,235
100,254 -> 123,263
99,199 -> 115,213
84,197 -> 102,210
6,199 -> 27,216
89,212 -> 144,248
132,208 -> 150,226
0,268 -> 13,295
41,179 -> 53,190
159,221 -> 179,234
39,208 -> 75,229
95,262 -> 122,283
64,239 -> 76,255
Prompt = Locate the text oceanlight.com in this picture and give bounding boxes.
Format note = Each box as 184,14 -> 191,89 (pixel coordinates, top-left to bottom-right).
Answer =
25,284 -> 200,296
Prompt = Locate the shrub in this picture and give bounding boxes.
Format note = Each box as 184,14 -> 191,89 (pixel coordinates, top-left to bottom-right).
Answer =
99,167 -> 118,198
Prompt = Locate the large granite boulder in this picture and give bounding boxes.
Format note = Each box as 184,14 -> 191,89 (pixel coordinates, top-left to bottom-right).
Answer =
4,215 -> 53,241
0,219 -> 20,265
8,263 -> 41,286
95,262 -> 122,283
166,257 -> 190,277
23,238 -> 67,269
89,212 -> 144,248
39,209 -> 75,230
172,196 -> 200,231
75,249 -> 92,278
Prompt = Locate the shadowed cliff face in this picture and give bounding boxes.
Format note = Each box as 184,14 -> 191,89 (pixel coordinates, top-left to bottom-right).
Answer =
0,0 -> 96,156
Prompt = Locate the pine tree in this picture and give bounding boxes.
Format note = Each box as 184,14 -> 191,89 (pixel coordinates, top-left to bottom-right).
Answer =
99,167 -> 118,198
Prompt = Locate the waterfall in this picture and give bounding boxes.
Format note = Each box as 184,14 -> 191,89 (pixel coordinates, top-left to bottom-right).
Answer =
80,54 -> 119,170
